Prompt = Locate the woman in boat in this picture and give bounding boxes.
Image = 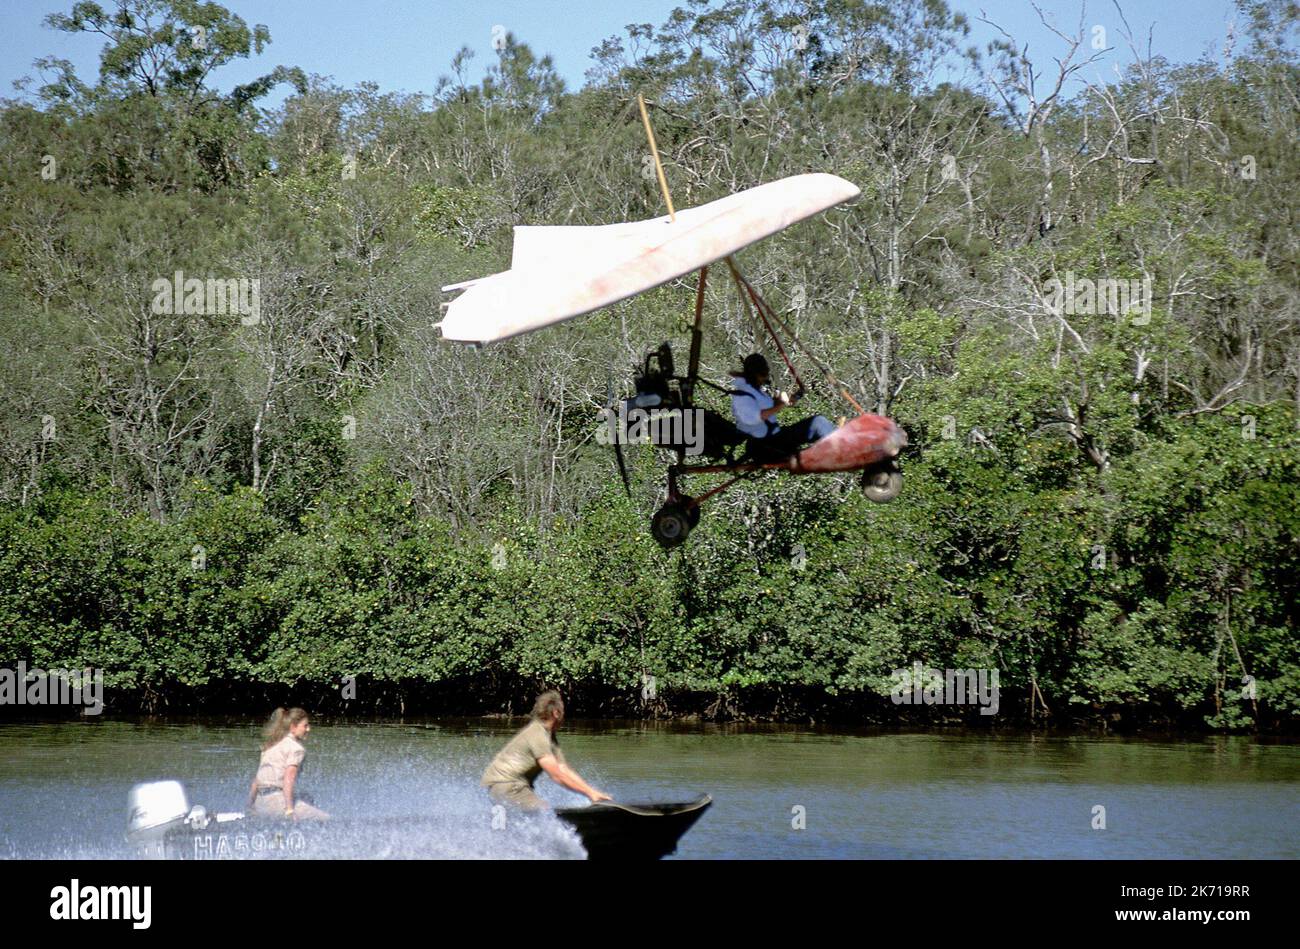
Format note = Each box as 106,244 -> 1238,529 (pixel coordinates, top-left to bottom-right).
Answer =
730,353 -> 835,458
247,707 -> 329,821
481,690 -> 612,810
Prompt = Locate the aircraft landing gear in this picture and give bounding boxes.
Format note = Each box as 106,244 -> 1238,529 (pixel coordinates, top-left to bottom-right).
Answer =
651,496 -> 699,548
861,461 -> 903,503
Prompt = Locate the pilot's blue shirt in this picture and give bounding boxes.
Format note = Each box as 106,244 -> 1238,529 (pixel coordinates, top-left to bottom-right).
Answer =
731,377 -> 779,438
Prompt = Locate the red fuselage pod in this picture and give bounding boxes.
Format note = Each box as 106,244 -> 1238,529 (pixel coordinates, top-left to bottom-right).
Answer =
785,414 -> 908,474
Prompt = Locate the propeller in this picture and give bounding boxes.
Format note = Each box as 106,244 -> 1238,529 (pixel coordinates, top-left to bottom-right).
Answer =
605,371 -> 632,497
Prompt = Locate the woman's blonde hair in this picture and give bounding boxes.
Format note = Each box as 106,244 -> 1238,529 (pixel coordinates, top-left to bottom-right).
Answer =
262,707 -> 309,750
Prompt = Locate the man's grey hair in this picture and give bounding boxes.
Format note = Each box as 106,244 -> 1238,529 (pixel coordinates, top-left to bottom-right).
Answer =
531,690 -> 564,721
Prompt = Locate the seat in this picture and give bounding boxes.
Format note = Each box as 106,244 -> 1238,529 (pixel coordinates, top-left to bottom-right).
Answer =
740,436 -> 795,465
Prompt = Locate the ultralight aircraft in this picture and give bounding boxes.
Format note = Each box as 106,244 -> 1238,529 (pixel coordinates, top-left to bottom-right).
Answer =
438,100 -> 907,548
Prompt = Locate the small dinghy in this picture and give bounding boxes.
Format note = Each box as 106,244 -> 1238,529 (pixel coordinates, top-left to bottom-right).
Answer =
126,781 -> 710,860
555,796 -> 712,860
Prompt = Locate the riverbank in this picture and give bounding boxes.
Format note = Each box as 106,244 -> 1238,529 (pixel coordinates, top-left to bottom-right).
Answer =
5,436 -> 1297,740
1,681 -> 1293,734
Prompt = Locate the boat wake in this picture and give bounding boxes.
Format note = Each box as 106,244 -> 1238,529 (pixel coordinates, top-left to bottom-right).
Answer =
169,811 -> 588,861
5,745 -> 587,860
127,762 -> 589,860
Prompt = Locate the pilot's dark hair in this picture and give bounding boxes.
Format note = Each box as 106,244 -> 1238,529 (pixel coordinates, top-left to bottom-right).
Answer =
740,353 -> 770,384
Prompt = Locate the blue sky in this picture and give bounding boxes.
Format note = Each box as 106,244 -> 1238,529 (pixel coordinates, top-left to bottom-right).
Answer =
1,0 -> 1247,109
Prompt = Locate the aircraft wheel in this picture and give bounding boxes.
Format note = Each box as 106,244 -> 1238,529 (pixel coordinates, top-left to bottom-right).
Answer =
652,501 -> 694,548
861,465 -> 903,503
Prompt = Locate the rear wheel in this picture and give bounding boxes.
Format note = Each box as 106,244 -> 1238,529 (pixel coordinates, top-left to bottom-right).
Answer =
861,465 -> 902,503
652,500 -> 695,548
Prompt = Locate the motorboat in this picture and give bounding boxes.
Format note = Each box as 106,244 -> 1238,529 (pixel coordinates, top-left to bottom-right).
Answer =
125,781 -> 711,860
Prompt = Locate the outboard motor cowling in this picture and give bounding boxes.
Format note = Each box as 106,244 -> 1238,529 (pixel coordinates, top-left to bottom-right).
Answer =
127,780 -> 190,859
128,780 -> 189,833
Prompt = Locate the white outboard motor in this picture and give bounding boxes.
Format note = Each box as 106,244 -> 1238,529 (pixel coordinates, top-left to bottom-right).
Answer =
128,780 -> 214,858
127,780 -> 189,858
128,780 -> 189,834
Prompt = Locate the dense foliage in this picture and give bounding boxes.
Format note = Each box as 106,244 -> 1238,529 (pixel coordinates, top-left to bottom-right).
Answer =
1,0 -> 1296,727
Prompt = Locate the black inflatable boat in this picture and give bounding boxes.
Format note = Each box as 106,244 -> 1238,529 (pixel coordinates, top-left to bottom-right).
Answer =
555,796 -> 712,859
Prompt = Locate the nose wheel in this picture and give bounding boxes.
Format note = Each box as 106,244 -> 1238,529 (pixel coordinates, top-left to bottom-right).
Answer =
651,497 -> 699,548
861,462 -> 902,503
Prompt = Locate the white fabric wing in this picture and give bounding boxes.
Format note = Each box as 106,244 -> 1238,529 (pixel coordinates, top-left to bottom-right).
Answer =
438,173 -> 860,344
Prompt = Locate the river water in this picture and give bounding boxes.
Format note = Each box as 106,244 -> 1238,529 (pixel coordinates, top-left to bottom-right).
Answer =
0,720 -> 1295,859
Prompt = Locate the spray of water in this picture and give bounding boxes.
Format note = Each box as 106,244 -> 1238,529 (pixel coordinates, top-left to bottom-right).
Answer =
0,723 -> 589,860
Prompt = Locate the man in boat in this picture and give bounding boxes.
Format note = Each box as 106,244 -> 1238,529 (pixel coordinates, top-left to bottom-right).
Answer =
730,353 -> 835,458
481,690 -> 612,810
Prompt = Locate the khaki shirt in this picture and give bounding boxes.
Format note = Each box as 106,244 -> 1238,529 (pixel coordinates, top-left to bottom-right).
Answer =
481,720 -> 565,788
255,734 -> 306,790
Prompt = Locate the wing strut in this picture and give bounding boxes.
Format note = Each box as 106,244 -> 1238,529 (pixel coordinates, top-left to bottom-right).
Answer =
637,93 -> 676,222
723,256 -> 866,417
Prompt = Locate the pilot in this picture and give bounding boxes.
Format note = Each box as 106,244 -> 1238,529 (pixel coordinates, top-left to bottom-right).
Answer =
247,707 -> 329,821
481,690 -> 612,810
730,353 -> 834,457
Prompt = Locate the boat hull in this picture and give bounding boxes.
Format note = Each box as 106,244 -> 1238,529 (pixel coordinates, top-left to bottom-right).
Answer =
555,795 -> 712,860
